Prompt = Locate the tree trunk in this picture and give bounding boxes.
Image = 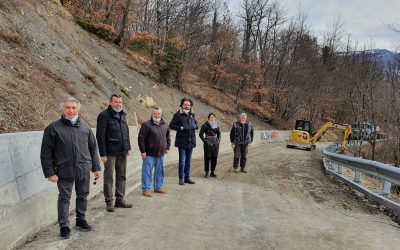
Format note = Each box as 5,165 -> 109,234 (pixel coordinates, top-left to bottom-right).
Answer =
142,0 -> 150,31
60,0 -> 70,5
105,0 -> 115,25
156,0 -> 162,46
114,0 -> 132,46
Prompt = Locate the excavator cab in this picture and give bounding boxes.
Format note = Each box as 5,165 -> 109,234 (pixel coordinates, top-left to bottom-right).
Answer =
295,120 -> 313,135
287,120 -> 314,150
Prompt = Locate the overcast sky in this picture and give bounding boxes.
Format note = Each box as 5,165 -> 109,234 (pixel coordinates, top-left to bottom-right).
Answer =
228,0 -> 400,52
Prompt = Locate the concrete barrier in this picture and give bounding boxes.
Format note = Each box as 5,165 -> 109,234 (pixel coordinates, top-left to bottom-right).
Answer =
0,126 -> 290,250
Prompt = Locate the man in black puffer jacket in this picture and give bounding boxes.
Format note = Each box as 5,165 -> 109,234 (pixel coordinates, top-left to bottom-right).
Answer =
96,94 -> 132,212
169,98 -> 198,185
41,97 -> 101,239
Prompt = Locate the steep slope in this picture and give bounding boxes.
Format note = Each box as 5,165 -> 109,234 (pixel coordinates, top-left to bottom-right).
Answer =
0,0 -> 273,133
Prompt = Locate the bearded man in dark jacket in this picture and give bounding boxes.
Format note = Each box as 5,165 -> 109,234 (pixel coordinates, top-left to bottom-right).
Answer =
169,98 -> 198,185
41,97 -> 101,239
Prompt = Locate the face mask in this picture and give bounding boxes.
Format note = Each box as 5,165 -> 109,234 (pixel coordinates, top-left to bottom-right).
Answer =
153,117 -> 161,123
68,115 -> 79,125
112,107 -> 123,113
183,109 -> 189,114
240,120 -> 246,124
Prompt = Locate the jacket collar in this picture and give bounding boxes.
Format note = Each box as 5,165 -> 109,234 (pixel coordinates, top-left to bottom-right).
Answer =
207,120 -> 220,129
151,117 -> 165,125
61,114 -> 81,127
107,105 -> 126,117
179,108 -> 193,116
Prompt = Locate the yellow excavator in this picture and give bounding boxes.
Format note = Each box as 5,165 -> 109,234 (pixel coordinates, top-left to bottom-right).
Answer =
286,120 -> 352,151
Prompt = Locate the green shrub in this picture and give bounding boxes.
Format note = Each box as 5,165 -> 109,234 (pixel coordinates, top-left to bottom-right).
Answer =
157,43 -> 185,86
120,86 -> 131,98
74,16 -> 115,41
131,40 -> 154,52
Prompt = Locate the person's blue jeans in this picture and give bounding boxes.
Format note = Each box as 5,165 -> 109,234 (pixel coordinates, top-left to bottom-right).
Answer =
141,156 -> 164,192
178,148 -> 193,180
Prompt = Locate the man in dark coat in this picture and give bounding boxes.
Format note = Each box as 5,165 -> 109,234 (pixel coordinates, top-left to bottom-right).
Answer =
199,113 -> 221,178
230,113 -> 254,173
169,98 -> 198,185
41,97 -> 101,239
138,107 -> 171,197
96,94 -> 132,212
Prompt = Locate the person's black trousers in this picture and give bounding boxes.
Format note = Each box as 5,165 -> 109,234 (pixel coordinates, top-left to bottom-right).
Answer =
204,157 -> 218,173
57,174 -> 90,228
233,144 -> 249,170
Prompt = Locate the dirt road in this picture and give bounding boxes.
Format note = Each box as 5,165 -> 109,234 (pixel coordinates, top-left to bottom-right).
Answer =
18,143 -> 400,250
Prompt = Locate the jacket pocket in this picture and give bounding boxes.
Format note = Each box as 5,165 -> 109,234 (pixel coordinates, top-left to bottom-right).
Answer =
107,138 -> 119,143
56,163 -> 74,178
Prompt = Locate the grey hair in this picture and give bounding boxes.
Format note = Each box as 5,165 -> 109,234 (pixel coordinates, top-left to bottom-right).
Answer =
240,113 -> 247,117
60,96 -> 81,110
152,106 -> 162,114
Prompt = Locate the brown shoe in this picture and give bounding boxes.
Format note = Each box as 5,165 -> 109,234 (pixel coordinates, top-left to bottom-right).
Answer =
143,191 -> 153,197
184,179 -> 195,184
155,188 -> 167,194
106,202 -> 115,212
115,200 -> 133,208
179,179 -> 185,185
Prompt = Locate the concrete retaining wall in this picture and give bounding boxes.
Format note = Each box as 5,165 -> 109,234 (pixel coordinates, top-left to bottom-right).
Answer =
0,127 -> 290,250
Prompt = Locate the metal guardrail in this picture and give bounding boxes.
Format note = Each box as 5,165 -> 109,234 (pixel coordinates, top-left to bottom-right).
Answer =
323,143 -> 400,213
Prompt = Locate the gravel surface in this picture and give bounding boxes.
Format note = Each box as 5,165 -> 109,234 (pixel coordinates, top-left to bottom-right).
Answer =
18,143 -> 400,250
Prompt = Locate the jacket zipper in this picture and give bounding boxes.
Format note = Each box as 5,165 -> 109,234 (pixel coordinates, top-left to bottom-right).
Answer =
68,126 -> 78,180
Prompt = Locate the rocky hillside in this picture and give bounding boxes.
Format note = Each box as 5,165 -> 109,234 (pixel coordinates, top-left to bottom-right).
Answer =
0,0 -> 272,133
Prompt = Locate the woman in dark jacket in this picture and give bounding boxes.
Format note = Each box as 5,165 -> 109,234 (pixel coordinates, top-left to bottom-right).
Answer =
199,113 -> 221,178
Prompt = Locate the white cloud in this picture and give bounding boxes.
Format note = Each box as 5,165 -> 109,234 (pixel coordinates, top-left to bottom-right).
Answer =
283,0 -> 400,50
228,0 -> 400,51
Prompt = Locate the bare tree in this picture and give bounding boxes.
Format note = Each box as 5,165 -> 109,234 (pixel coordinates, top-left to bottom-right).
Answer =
386,61 -> 400,165
114,0 -> 133,45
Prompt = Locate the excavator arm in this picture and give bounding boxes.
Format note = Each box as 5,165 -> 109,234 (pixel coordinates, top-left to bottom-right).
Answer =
310,122 -> 352,149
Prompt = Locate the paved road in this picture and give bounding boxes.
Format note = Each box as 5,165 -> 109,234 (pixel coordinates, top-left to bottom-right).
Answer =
18,143 -> 400,250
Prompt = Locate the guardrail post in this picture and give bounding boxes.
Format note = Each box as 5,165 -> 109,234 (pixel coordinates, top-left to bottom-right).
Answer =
328,161 -> 334,171
354,171 -> 361,184
382,181 -> 392,198
337,164 -> 343,175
